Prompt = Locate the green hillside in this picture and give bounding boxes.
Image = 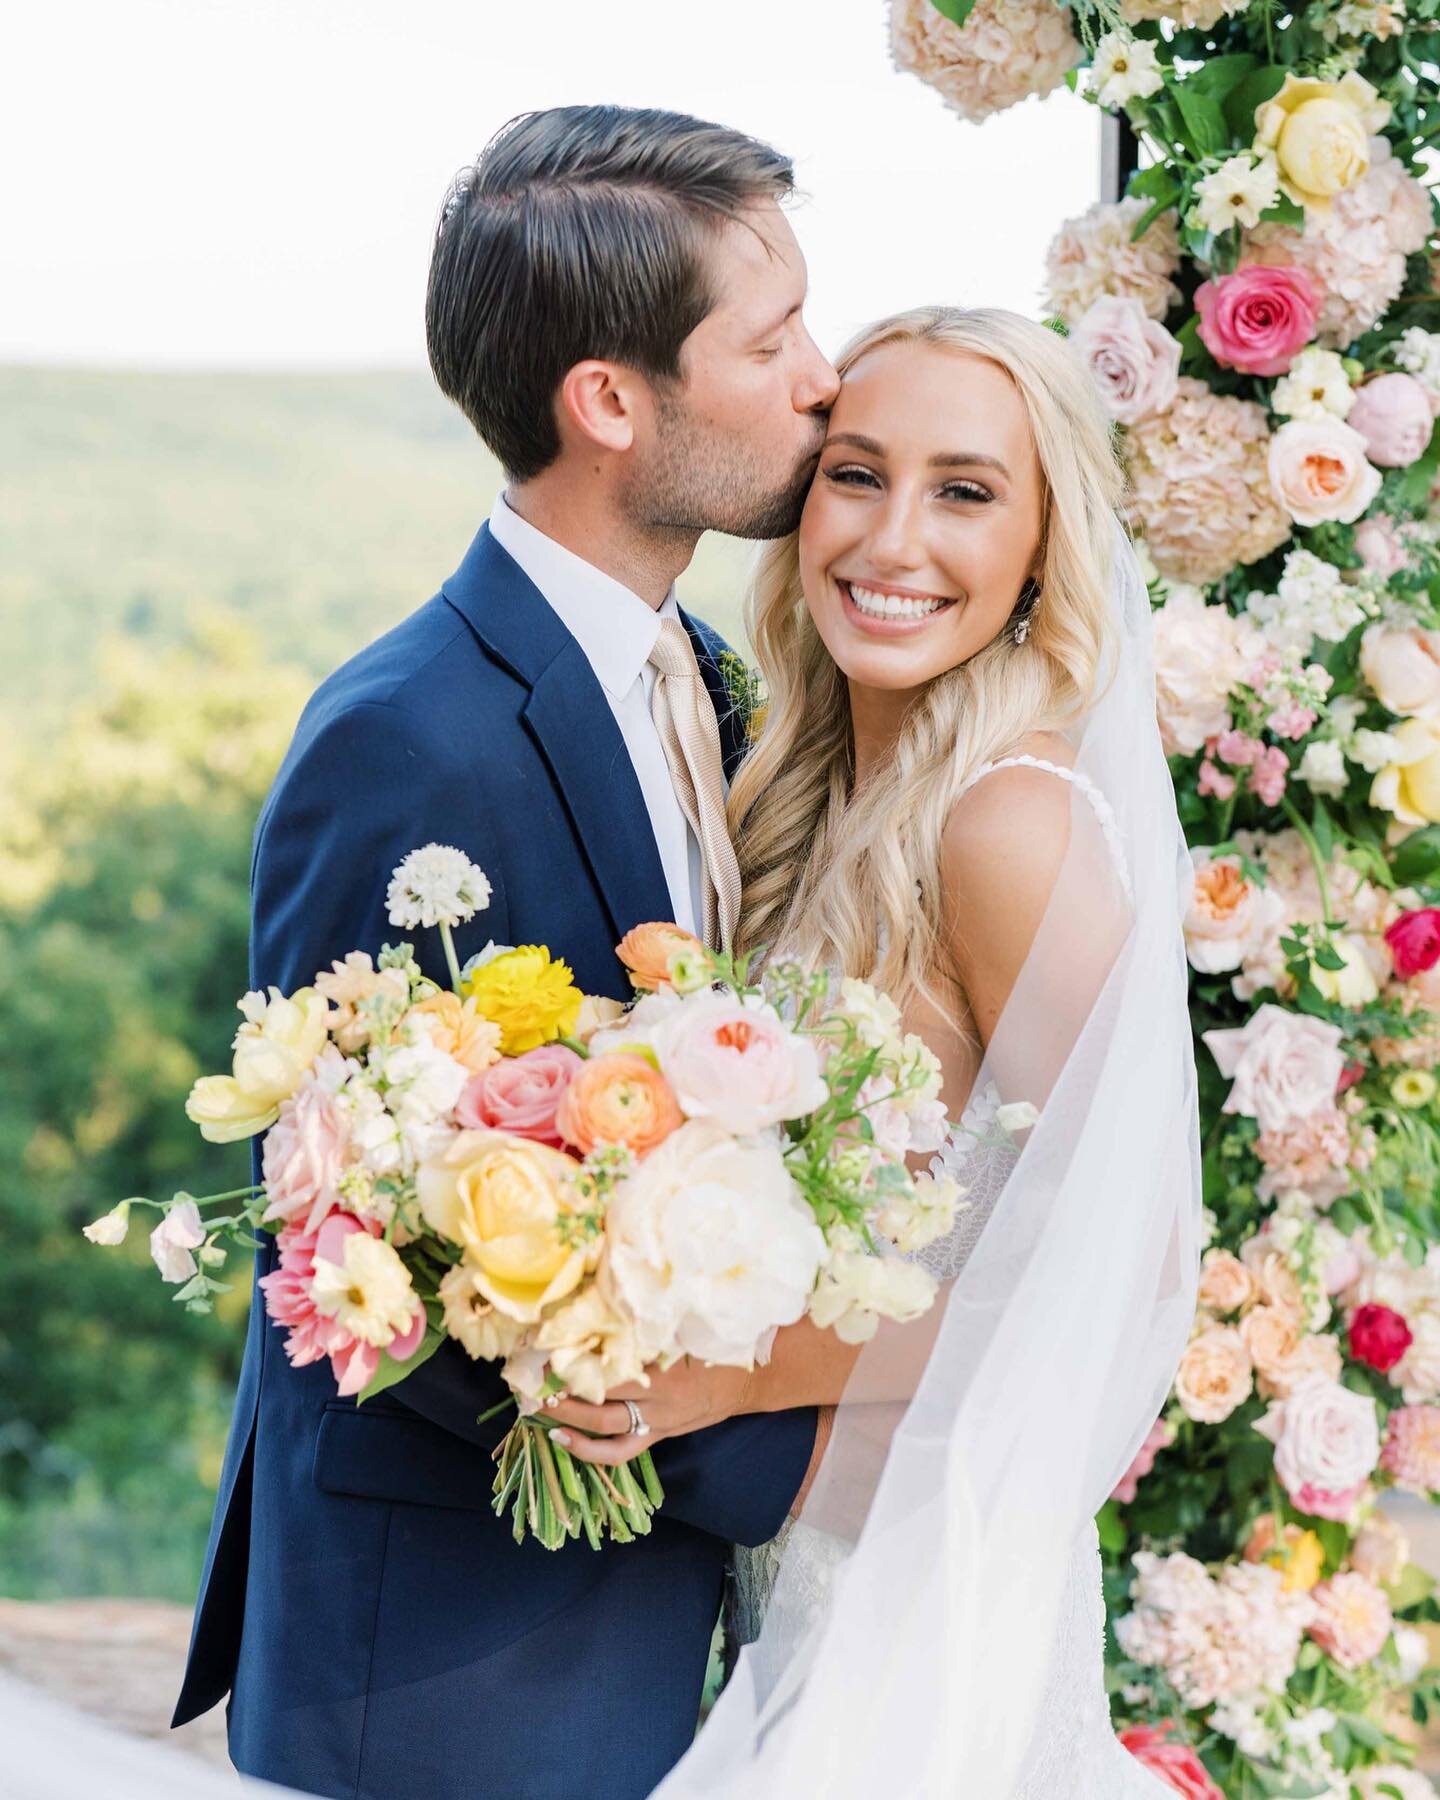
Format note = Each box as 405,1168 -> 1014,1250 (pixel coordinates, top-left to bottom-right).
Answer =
1,364 -> 754,734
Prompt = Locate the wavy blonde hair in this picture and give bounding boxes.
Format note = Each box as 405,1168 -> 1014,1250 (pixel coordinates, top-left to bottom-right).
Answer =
728,305 -> 1125,1019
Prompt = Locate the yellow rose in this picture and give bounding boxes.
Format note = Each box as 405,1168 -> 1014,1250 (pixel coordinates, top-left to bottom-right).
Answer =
1254,73 -> 1388,208
417,1129 -> 591,1321
462,946 -> 583,1054
1311,934 -> 1381,1009
185,986 -> 331,1142
1371,717 -> 1440,828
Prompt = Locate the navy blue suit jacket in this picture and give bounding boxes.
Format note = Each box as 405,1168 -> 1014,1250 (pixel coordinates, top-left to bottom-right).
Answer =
172,525 -> 818,1800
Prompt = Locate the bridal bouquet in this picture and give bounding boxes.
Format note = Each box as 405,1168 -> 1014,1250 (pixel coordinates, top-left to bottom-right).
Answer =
84,844 -> 969,1550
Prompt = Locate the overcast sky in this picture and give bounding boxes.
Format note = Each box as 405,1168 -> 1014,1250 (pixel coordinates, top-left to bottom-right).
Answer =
5,0 -> 1102,368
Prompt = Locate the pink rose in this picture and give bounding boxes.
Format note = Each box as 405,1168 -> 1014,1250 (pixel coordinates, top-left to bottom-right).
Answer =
1204,1006 -> 1346,1133
1070,296 -> 1181,425
651,993 -> 827,1135
456,1043 -> 583,1147
1350,1301 -> 1413,1373
1354,514 -> 1410,578
1269,417 -> 1382,526
262,1069 -> 351,1235
1195,264 -> 1319,377
1385,907 -> 1440,979
1112,1417 -> 1175,1504
1254,1373 -> 1381,1502
1346,372 -> 1435,468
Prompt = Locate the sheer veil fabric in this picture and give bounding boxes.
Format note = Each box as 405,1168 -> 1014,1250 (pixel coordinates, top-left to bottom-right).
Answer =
655,525 -> 1203,1797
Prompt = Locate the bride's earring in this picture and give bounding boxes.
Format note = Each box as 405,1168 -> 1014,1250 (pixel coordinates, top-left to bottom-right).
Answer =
1011,579 -> 1041,646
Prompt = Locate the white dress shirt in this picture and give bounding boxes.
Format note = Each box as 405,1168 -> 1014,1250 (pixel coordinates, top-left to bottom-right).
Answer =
488,494 -> 706,938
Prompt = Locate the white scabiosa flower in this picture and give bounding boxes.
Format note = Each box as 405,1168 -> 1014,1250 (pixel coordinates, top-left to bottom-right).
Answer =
1191,153 -> 1280,235
1090,32 -> 1163,108
386,844 -> 492,931
1271,347 -> 1355,422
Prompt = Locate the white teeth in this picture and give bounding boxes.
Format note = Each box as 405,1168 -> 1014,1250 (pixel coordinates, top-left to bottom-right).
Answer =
846,581 -> 947,621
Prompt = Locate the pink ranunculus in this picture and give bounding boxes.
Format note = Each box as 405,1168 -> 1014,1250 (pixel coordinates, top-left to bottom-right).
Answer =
651,993 -> 827,1136
1195,263 -> 1320,377
1069,295 -> 1182,425
456,1043 -> 583,1147
1204,1005 -> 1346,1133
1347,372 -> 1436,468
1269,416 -> 1383,526
1112,1418 -> 1176,1505
1354,514 -> 1411,578
1350,1302 -> 1413,1373
262,1068 -> 352,1234
1117,1722 -> 1224,1799
1386,908 -> 1440,979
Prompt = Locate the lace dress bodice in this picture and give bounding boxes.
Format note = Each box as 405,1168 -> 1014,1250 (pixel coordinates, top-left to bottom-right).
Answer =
726,758 -> 1168,1796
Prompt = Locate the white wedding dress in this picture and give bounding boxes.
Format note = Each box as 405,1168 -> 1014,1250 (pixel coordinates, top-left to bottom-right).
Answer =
728,760 -> 1171,1799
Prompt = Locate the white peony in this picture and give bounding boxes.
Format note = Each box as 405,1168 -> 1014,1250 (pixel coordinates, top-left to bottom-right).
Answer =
1203,1005 -> 1346,1134
605,1120 -> 825,1368
1253,1373 -> 1380,1496
386,843 -> 492,931
149,1200 -> 206,1284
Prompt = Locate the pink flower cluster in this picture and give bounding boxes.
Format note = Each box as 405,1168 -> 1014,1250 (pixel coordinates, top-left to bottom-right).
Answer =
1210,731 -> 1291,806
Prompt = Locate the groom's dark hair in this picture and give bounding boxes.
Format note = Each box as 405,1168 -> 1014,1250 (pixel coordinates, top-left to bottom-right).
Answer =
426,105 -> 794,482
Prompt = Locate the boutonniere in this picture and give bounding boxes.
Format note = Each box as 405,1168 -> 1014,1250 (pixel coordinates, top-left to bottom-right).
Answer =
716,648 -> 768,742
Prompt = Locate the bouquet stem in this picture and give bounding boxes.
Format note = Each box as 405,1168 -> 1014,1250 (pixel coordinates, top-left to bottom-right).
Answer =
491,1415 -> 665,1551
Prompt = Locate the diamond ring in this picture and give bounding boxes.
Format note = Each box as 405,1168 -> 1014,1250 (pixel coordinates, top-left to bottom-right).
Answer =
623,1399 -> 650,1438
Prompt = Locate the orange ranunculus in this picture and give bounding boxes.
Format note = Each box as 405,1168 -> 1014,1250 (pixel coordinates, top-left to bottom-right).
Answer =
408,991 -> 503,1074
616,921 -> 706,993
555,1052 -> 684,1156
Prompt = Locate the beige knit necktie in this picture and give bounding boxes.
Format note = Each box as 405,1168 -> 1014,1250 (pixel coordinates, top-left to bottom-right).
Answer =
647,617 -> 741,953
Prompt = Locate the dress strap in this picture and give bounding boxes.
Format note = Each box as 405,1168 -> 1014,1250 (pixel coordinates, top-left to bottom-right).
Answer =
955,755 -> 1132,896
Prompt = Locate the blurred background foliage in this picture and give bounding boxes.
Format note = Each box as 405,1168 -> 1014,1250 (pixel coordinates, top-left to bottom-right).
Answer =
0,366 -> 751,1598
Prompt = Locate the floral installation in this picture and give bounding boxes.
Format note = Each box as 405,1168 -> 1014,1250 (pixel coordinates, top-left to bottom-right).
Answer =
85,845 -> 992,1552
896,0 -> 1440,1789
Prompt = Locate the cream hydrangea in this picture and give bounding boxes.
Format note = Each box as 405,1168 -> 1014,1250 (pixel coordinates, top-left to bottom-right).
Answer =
1043,197 -> 1181,325
889,0 -> 1081,125
1125,380 -> 1292,584
1120,0 -> 1247,29
1244,141 -> 1433,350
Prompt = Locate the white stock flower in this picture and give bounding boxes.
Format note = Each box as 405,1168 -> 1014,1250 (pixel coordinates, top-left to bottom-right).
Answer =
1298,740 -> 1348,797
1394,327 -> 1440,407
875,1170 -> 965,1253
1192,153 -> 1281,234
1090,32 -> 1163,107
1352,728 -> 1403,773
83,1202 -> 132,1246
149,1200 -> 206,1283
996,1100 -> 1039,1133
606,1120 -> 825,1368
1271,347 -> 1355,422
835,977 -> 902,1049
386,843 -> 492,931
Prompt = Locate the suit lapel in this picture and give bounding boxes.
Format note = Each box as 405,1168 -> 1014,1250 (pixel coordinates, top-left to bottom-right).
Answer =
443,526 -> 673,942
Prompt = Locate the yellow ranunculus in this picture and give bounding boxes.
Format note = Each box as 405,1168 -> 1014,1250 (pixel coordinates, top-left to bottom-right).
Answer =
1254,72 -> 1388,208
1371,717 -> 1440,828
417,1130 -> 591,1321
462,945 -> 583,1054
185,986 -> 331,1142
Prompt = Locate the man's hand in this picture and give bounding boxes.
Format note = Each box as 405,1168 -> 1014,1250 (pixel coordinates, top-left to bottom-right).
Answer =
543,1358 -> 755,1466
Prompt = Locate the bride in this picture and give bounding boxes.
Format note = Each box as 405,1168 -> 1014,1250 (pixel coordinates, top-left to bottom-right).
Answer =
548,306 -> 1202,1796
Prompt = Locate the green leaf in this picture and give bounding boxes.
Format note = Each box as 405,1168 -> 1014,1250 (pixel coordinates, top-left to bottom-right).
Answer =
1095,1499 -> 1128,1555
1222,64 -> 1288,138
354,1325 -> 445,1404
1131,188 -> 1181,243
1169,80 -> 1229,158
1258,192 -> 1306,229
1128,163 -> 1180,201
1309,797 -> 1335,861
1401,419 -> 1440,511
928,0 -> 977,24
1183,52 -> 1259,101
1392,825 -> 1440,885
1387,1559 -> 1437,1612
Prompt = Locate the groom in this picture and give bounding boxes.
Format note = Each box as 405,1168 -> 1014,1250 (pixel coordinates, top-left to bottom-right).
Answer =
172,106 -> 838,1799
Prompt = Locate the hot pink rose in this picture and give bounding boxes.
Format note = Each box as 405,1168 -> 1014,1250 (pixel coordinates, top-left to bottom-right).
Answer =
1347,373 -> 1435,468
1117,1723 -> 1223,1799
1195,264 -> 1319,377
262,1065 -> 351,1234
1350,1302 -> 1413,1374
1385,908 -> 1440,979
456,1043 -> 582,1147
651,993 -> 827,1135
1112,1418 -> 1175,1504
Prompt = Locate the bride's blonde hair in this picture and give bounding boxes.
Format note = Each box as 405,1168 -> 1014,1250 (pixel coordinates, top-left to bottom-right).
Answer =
728,305 -> 1125,1018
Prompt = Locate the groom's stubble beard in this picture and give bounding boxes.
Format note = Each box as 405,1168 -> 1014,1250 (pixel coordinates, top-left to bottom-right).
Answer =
620,387 -> 826,543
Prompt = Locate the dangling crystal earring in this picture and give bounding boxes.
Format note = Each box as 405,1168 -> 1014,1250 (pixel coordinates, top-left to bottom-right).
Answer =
1012,578 -> 1040,645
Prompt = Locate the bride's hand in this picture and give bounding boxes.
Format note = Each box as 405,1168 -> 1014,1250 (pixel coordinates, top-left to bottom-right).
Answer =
542,1359 -> 755,1465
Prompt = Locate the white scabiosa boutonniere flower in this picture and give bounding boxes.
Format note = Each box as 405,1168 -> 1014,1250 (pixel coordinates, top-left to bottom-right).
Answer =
387,844 -> 492,932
